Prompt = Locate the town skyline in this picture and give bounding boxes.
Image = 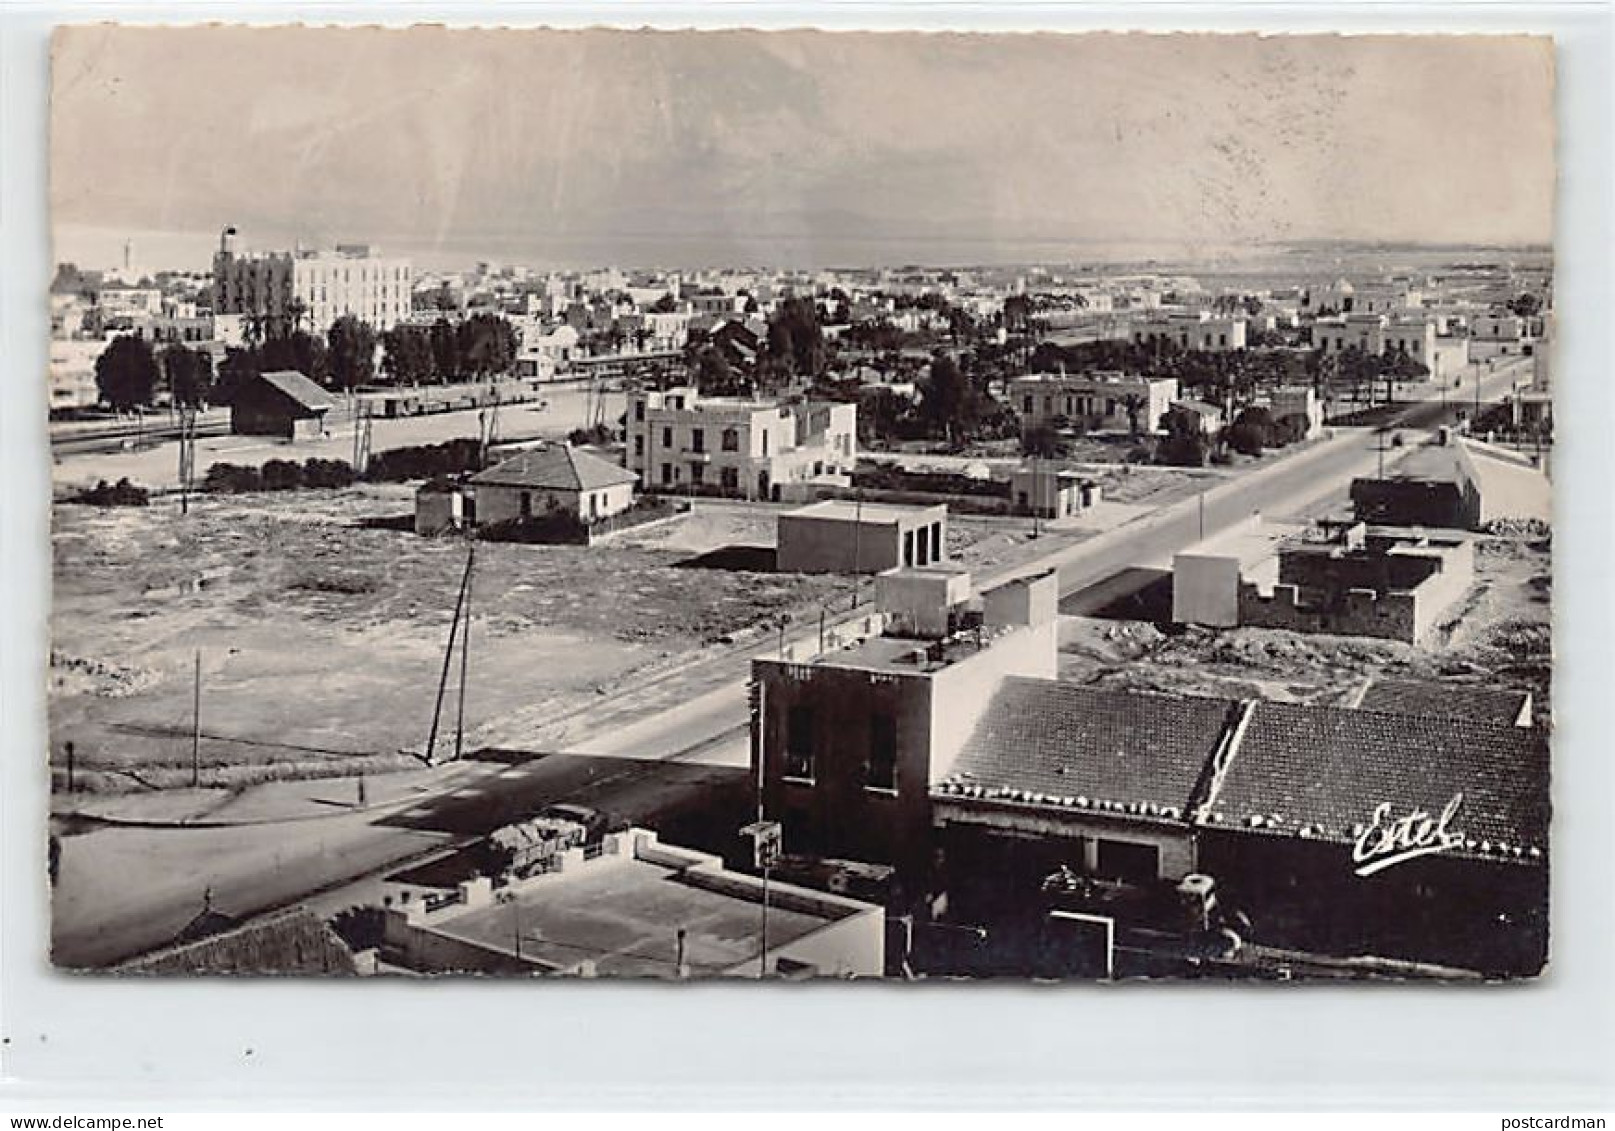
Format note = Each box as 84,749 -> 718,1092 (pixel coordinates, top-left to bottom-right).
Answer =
52,26 -> 1555,273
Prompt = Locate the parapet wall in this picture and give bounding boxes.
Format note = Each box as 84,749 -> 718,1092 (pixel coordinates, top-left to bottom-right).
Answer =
1239,582 -> 1423,643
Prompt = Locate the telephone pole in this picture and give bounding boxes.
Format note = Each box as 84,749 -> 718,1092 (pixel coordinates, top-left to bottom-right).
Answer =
191,650 -> 202,788
425,541 -> 475,764
454,539 -> 476,761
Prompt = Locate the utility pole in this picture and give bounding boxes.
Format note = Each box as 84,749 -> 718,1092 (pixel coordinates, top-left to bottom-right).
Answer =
424,542 -> 474,764
64,741 -> 75,793
191,650 -> 202,788
178,407 -> 195,516
850,488 -> 864,612
454,539 -> 476,761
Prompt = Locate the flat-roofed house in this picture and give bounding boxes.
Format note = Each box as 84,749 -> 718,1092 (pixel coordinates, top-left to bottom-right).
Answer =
382,829 -> 884,979
776,501 -> 948,575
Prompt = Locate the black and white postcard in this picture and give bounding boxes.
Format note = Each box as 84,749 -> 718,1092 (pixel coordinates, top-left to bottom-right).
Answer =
47,26 -> 1555,980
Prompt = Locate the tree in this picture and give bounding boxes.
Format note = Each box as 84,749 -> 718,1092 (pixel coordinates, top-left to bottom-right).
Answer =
691,346 -> 745,396
457,314 -> 518,378
214,346 -> 261,406
261,331 -> 329,384
919,353 -> 980,444
1156,405 -> 1209,467
381,324 -> 435,386
285,297 -> 310,336
650,293 -> 679,314
1021,423 -> 1066,459
1003,294 -> 1034,335
1120,392 -> 1147,438
430,318 -> 460,381
328,315 -> 378,392
162,343 -> 214,409
765,296 -> 828,380
1506,293 -> 1543,319
94,335 -> 159,412
1226,406 -> 1275,457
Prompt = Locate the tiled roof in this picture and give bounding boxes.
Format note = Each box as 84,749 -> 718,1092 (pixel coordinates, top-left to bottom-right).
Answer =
933,677 -> 1237,823
1355,678 -> 1531,728
257,369 -> 335,411
471,445 -> 637,492
1205,701 -> 1549,860
122,906 -> 359,976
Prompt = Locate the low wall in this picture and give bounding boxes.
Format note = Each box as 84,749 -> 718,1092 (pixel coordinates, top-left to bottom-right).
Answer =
1239,583 -> 1422,643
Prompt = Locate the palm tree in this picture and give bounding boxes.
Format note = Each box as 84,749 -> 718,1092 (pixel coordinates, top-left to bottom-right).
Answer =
1121,393 -> 1146,438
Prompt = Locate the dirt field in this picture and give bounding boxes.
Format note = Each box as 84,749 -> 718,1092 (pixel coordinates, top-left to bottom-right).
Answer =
49,487 -> 849,792
1058,530 -> 1553,726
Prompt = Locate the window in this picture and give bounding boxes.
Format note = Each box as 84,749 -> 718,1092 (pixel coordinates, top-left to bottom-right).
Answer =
690,463 -> 705,485
761,431 -> 770,456
784,704 -> 816,780
721,467 -> 740,493
1023,395 -> 1034,413
931,522 -> 943,562
903,529 -> 916,568
634,401 -> 645,422
721,427 -> 740,452
1096,839 -> 1159,885
867,713 -> 898,792
634,435 -> 644,457
519,492 -> 532,519
662,426 -> 673,448
691,428 -> 705,453
661,463 -> 673,485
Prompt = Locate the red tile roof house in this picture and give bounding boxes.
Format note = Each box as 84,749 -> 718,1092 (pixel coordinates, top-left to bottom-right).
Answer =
468,444 -> 638,527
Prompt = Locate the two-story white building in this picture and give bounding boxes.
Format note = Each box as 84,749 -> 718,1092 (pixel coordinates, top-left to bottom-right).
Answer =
1130,312 -> 1247,352
625,386 -> 857,500
1313,314 -> 1470,379
1009,371 -> 1180,434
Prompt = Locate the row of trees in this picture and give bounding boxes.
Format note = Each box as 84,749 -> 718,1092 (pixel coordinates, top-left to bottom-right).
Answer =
91,310 -> 525,412
94,337 -> 216,412
379,314 -> 518,386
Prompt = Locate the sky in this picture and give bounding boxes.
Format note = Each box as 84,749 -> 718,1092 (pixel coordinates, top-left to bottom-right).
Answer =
51,26 -> 1557,273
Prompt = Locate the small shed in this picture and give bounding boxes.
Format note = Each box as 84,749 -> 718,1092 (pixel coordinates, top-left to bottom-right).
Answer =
230,369 -> 334,441
776,500 -> 948,575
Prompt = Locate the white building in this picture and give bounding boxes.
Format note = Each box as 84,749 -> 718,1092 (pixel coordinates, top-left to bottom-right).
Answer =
1130,311 -> 1248,352
212,230 -> 413,337
1313,314 -> 1470,379
1009,372 -> 1179,434
626,386 -> 857,500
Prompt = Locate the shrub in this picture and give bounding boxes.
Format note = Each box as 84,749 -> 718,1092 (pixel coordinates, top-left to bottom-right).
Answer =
363,438 -> 485,482
303,458 -> 357,489
203,463 -> 264,494
567,423 -> 616,447
260,459 -> 306,491
477,510 -> 589,545
1209,449 -> 1235,466
1157,432 -> 1208,468
69,477 -> 149,507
